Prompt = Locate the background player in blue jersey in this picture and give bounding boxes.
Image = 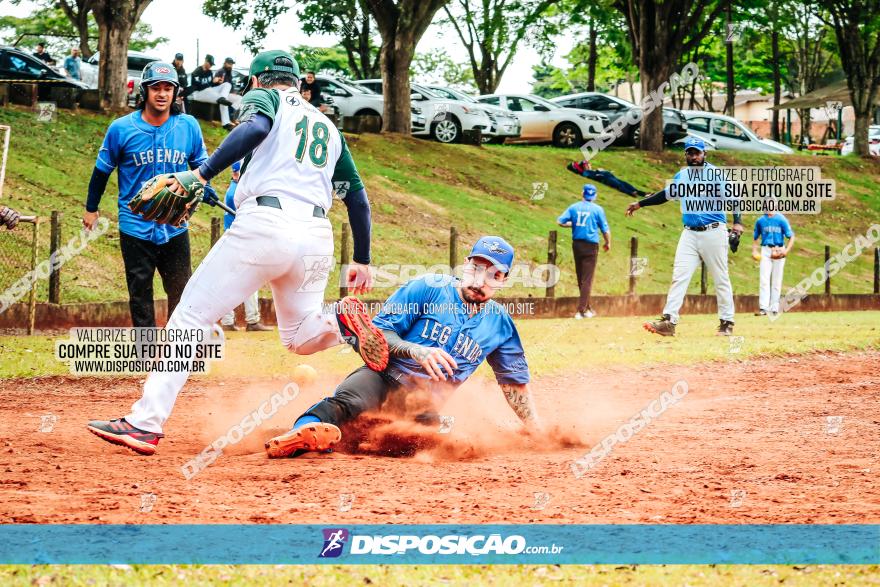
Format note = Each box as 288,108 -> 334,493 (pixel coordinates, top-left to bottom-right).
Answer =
752,213 -> 795,316
558,183 -> 611,319
265,236 -> 543,458
625,137 -> 743,337
83,62 -> 208,327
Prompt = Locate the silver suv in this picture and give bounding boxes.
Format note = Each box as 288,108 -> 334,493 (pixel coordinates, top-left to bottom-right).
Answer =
317,75 -> 426,133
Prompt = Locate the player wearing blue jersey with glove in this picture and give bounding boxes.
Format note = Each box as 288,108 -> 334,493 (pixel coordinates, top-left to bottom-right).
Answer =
83,61 -> 209,327
625,137 -> 743,337
558,183 -> 610,319
752,213 -> 795,316
265,235 -> 543,458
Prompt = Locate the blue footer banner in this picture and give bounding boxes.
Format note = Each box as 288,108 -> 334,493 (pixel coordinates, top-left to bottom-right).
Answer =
0,525 -> 877,564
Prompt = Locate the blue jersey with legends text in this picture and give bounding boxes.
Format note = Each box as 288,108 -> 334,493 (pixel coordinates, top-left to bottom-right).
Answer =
753,214 -> 793,247
558,200 -> 609,243
372,274 -> 530,386
95,111 -> 208,244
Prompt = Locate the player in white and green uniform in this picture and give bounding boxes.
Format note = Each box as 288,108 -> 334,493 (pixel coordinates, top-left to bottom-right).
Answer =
87,50 -> 388,456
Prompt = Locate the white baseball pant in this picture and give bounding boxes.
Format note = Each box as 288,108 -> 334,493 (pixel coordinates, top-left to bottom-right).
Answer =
662,224 -> 735,324
126,198 -> 343,433
759,246 -> 786,313
221,290 -> 260,325
189,82 -> 242,125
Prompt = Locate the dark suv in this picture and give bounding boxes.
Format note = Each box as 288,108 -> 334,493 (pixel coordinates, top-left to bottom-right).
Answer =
551,92 -> 688,146
0,46 -> 89,100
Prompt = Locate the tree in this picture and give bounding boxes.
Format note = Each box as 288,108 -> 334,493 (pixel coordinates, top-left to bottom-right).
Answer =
783,1 -> 838,143
411,49 -> 475,87
298,0 -> 381,79
821,0 -> 879,155
364,0 -> 451,134
614,0 -> 727,151
91,0 -> 153,110
56,0 -> 94,57
439,0 -> 561,94
203,0 -> 290,54
291,44 -> 355,77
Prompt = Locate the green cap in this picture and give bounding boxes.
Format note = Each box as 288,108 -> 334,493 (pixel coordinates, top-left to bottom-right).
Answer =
248,50 -> 300,78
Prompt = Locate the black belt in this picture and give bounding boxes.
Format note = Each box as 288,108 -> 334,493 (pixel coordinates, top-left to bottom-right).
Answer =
684,222 -> 721,232
256,195 -> 326,218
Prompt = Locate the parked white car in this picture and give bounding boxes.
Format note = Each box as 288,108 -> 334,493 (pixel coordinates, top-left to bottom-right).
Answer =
425,85 -> 521,143
840,125 -> 880,156
679,111 -> 794,154
475,93 -> 606,148
317,75 -> 426,133
353,79 -> 493,143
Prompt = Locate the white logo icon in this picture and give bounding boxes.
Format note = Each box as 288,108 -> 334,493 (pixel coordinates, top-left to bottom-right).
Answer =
531,492 -> 551,511
825,415 -> 843,435
139,492 -> 157,513
39,414 -> 58,433
729,489 -> 746,508
298,255 -> 333,292
333,181 -> 350,200
438,415 -> 455,434
36,102 -> 57,123
531,182 -> 548,201
728,336 -> 744,354
629,257 -> 648,276
338,493 -> 355,512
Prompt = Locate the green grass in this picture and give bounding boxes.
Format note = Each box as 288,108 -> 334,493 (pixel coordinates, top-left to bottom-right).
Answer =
1,105 -> 879,305
2,311 -> 877,379
2,564 -> 879,586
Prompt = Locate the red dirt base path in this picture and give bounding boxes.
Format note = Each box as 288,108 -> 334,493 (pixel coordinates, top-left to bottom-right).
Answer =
1,351 -> 878,524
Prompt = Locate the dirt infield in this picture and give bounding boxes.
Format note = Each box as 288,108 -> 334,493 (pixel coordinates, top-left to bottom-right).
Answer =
2,350 -> 878,525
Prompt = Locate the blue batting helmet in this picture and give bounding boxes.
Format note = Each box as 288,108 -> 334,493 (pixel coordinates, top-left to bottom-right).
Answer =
140,61 -> 180,101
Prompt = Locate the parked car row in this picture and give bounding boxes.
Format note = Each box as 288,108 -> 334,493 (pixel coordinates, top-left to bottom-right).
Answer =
840,124 -> 880,156
0,46 -> 823,156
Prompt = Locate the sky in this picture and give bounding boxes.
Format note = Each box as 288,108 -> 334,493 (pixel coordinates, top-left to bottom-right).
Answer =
3,0 -> 576,94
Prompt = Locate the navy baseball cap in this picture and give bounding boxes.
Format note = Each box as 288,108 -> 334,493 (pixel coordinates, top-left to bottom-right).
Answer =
582,184 -> 597,200
174,52 -> 184,60
231,161 -> 241,172
683,136 -> 706,152
468,236 -> 514,274
205,54 -> 215,65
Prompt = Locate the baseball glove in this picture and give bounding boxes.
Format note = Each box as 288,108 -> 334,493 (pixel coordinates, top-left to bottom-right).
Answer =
728,230 -> 741,253
0,205 -> 20,230
770,247 -> 786,259
129,171 -> 204,227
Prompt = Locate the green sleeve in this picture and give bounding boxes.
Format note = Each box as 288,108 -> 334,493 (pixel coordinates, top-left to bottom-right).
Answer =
237,88 -> 280,124
332,131 -> 364,192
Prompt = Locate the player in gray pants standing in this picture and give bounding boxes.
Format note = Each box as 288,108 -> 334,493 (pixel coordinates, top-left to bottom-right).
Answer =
625,137 -> 743,336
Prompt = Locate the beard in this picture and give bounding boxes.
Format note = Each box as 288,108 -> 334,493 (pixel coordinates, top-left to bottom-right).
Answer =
460,286 -> 488,304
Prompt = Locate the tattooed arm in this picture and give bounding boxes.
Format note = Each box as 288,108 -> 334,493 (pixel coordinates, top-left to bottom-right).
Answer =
381,329 -> 458,381
501,383 -> 542,429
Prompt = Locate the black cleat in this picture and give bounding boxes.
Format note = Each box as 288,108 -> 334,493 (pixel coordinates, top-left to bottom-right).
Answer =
644,314 -> 676,337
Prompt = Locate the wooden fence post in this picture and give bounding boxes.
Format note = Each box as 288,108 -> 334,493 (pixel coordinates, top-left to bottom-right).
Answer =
339,222 -> 350,299
27,220 -> 39,335
210,217 -> 221,246
874,247 -> 879,294
449,226 -> 458,270
546,230 -> 557,298
700,261 -> 707,295
824,245 -> 831,295
628,236 -> 638,295
48,211 -> 61,304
